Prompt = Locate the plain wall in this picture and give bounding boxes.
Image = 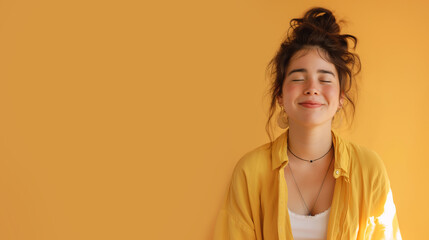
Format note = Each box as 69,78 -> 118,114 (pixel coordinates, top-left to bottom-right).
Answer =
0,0 -> 427,239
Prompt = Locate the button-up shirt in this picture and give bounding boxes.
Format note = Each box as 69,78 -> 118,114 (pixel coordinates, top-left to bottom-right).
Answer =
214,128 -> 401,239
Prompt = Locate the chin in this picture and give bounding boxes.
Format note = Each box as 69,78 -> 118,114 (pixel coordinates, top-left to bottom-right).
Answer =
290,117 -> 333,128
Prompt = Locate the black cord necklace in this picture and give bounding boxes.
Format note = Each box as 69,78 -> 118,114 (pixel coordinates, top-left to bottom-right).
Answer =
287,141 -> 333,163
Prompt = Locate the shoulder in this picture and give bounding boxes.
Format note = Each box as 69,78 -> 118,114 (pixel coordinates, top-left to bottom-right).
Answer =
347,142 -> 386,173
343,140 -> 390,188
227,141 -> 275,190
232,142 -> 272,176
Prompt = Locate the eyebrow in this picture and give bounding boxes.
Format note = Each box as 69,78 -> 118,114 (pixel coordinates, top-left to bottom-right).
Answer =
287,68 -> 335,77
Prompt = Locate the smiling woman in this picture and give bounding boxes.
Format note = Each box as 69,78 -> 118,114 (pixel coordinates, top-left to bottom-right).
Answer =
279,47 -> 343,128
214,7 -> 401,240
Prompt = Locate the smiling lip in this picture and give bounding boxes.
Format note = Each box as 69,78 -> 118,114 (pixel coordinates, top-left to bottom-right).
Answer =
299,101 -> 323,108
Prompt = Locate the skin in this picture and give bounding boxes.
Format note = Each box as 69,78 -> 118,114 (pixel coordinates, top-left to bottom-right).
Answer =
277,46 -> 344,216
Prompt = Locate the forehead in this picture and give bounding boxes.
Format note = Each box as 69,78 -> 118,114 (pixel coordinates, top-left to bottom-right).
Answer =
287,47 -> 336,71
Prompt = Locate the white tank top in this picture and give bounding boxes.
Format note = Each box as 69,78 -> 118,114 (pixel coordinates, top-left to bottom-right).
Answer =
288,207 -> 331,240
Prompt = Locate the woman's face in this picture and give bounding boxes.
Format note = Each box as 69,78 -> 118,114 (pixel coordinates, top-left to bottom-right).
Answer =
277,47 -> 344,128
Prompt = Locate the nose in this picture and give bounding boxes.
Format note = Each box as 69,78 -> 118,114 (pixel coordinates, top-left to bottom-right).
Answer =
303,78 -> 320,95
304,88 -> 319,95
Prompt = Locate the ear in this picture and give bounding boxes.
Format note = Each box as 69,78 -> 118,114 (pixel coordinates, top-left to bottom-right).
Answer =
339,92 -> 345,107
277,95 -> 283,106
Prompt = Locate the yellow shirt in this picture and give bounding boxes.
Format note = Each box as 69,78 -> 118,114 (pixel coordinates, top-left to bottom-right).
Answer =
214,128 -> 401,239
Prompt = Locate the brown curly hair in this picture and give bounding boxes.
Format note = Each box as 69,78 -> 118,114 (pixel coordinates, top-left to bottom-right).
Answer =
265,7 -> 361,147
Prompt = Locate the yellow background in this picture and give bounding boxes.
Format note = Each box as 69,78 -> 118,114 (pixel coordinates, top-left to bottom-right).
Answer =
0,0 -> 426,239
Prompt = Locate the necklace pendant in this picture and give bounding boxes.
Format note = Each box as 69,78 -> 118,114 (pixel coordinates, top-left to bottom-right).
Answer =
310,160 -> 313,163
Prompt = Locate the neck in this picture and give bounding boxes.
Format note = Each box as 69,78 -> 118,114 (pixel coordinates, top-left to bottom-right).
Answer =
287,122 -> 333,161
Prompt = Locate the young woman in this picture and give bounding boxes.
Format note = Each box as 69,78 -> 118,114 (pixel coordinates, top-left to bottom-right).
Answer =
214,7 -> 401,240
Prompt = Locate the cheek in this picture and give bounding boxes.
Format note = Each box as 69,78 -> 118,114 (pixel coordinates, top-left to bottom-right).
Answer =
281,86 -> 298,103
283,84 -> 300,96
325,87 -> 341,103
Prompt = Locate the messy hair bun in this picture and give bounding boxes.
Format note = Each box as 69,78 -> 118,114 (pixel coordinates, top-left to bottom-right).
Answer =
265,7 -> 361,143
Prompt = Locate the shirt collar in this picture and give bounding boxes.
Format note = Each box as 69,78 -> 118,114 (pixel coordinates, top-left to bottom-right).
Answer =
271,127 -> 351,180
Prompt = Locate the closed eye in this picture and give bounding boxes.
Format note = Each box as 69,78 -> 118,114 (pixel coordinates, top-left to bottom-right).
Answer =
292,79 -> 304,82
320,80 -> 332,83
